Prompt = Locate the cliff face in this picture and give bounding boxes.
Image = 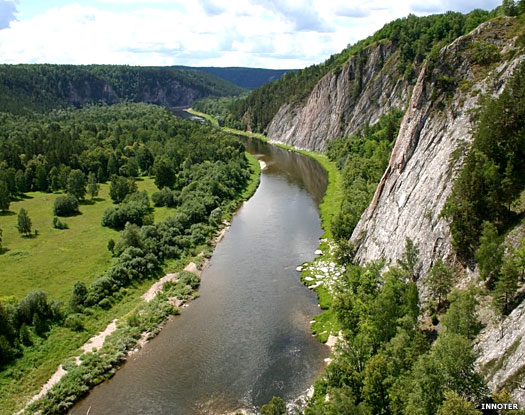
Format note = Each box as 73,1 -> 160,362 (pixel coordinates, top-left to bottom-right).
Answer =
347,17 -> 525,402
64,77 -> 207,109
266,41 -> 410,151
351,17 -> 521,279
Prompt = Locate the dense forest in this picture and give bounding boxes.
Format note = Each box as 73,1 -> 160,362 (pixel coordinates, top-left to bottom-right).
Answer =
0,64 -> 245,115
194,9 -> 496,133
0,103 -> 252,377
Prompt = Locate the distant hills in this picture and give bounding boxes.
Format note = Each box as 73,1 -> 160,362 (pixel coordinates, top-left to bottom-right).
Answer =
0,64 -> 246,114
173,66 -> 295,90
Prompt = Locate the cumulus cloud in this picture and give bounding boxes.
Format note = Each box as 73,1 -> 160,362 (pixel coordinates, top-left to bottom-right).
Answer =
0,0 -> 503,69
0,0 -> 17,30
410,0 -> 500,14
252,0 -> 333,32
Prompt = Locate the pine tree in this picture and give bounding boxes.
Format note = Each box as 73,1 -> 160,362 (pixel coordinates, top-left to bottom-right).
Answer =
428,258 -> 454,309
87,172 -> 100,199
476,222 -> 504,286
0,180 -> 10,212
17,208 -> 32,236
493,256 -> 519,315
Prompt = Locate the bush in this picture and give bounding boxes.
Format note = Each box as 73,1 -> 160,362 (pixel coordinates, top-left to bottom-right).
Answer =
179,271 -> 200,290
102,191 -> 152,229
64,314 -> 84,331
52,216 -> 69,229
152,187 -> 177,207
53,195 -> 79,217
98,298 -> 112,310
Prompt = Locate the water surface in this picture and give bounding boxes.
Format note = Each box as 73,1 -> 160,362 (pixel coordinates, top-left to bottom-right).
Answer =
70,136 -> 329,415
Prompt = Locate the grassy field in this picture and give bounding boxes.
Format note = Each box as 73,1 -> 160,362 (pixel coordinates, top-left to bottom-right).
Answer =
0,158 -> 262,415
0,177 -> 171,302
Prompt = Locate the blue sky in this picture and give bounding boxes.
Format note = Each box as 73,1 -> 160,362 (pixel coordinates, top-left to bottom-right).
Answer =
0,0 -> 501,69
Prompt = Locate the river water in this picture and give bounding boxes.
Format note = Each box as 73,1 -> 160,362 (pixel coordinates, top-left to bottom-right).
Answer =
70,135 -> 329,415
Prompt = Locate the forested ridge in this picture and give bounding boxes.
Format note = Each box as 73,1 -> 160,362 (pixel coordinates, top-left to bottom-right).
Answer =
194,8 -> 496,133
172,66 -> 294,90
0,64 -> 245,115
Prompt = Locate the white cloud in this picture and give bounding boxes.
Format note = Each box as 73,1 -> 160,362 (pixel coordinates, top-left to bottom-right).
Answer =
0,0 -> 502,69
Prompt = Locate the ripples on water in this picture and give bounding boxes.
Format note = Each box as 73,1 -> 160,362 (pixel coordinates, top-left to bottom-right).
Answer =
70,133 -> 329,415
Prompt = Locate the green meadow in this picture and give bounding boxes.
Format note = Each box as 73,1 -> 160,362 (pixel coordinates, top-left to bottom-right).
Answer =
0,177 -> 170,302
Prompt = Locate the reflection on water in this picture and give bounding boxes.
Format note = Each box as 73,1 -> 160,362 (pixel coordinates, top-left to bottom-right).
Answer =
70,135 -> 329,415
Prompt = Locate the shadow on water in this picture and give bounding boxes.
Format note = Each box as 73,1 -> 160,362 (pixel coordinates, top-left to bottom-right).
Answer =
70,126 -> 330,415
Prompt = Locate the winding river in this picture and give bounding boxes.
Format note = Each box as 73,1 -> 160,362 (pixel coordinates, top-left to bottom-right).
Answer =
70,134 -> 330,415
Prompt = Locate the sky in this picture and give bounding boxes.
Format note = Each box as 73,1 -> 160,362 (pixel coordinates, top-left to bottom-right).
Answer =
0,0 -> 501,69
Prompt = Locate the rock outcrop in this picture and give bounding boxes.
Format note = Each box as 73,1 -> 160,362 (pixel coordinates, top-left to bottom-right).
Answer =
351,17 -> 521,279
266,41 -> 411,151
347,17 -> 525,403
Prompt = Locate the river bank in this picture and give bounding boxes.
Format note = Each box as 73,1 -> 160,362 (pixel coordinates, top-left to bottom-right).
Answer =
187,108 -> 344,346
13,154 -> 262,415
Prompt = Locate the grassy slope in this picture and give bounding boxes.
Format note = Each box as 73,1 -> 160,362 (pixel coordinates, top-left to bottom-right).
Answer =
0,160 -> 262,415
0,178 -> 170,302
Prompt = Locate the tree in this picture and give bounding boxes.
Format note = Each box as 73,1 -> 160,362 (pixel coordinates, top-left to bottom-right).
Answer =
66,169 -> 87,200
427,258 -> 454,309
260,397 -> 286,415
398,237 -> 420,281
87,172 -> 100,199
34,164 -> 48,191
109,175 -> 137,204
15,169 -> 26,193
503,0 -> 518,16
441,289 -> 481,339
53,195 -> 79,216
70,282 -> 88,312
476,222 -> 504,286
49,166 -> 60,192
0,180 -> 9,211
437,391 -> 481,415
17,208 -> 32,236
153,158 -> 175,189
492,256 -> 519,315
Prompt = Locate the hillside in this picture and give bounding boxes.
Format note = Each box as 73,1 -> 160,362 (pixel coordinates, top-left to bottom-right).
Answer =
0,64 -> 245,115
211,9 -> 497,147
172,66 -> 293,90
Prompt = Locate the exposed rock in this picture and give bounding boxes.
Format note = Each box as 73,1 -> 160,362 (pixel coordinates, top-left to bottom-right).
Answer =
267,41 -> 410,151
476,301 -> 525,405
346,17 -> 525,402
351,18 -> 523,279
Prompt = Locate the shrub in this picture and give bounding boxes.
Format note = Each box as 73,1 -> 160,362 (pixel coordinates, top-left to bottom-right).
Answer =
152,187 -> 177,207
53,195 -> 79,217
98,298 -> 112,310
64,314 -> 84,331
179,271 -> 200,290
52,216 -> 69,229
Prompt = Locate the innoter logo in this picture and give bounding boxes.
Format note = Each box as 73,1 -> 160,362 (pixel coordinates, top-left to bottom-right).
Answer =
480,403 -> 520,410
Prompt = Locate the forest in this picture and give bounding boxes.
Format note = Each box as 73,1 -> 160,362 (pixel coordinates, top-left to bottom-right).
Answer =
0,64 -> 245,115
0,102 -> 255,413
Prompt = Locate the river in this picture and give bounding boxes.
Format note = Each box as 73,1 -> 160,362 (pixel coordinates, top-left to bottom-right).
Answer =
70,134 -> 330,415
